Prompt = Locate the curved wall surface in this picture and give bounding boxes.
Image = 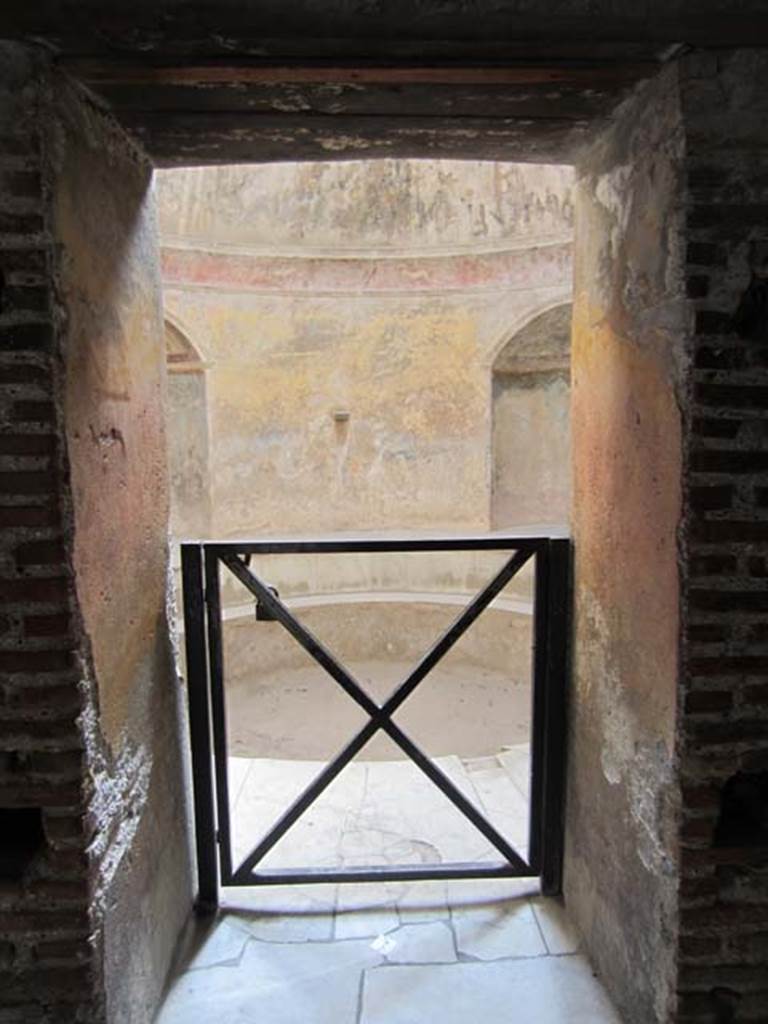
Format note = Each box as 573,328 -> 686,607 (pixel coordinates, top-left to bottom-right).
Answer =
157,159 -> 573,538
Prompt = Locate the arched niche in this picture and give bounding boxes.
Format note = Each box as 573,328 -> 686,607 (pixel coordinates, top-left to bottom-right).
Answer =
491,303 -> 571,529
164,319 -> 212,539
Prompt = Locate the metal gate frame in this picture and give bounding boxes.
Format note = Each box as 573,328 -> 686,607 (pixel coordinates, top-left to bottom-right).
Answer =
181,536 -> 569,911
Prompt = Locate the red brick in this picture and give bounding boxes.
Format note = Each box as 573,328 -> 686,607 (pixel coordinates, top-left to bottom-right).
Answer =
694,345 -> 745,369
685,689 -> 733,713
0,434 -> 55,455
0,719 -> 81,746
688,484 -> 734,511
691,520 -> 768,543
691,449 -> 768,473
681,874 -> 720,902
42,815 -> 84,847
0,471 -> 55,495
679,934 -> 721,959
689,624 -> 731,644
0,910 -> 88,935
0,782 -> 81,807
0,364 -> 50,385
33,939 -> 91,964
682,783 -> 721,810
10,400 -> 55,423
0,505 -> 58,528
3,682 -> 81,714
690,719 -> 768,745
689,553 -> 738,576
681,903 -> 768,930
23,613 -> 71,637
692,416 -> 742,439
687,241 -> 727,266
0,323 -> 53,352
742,683 -> 768,706
0,577 -> 68,604
689,656 -> 768,677
14,540 -> 65,566
681,817 -> 717,843
690,590 -> 768,614
0,650 -> 71,672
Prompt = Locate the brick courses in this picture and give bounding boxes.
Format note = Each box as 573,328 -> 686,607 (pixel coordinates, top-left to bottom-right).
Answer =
678,51 -> 768,1023
0,91 -> 96,1021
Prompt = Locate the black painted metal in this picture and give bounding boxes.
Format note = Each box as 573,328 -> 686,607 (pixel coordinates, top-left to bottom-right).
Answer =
540,538 -> 571,897
527,543 -> 549,875
180,544 -> 218,911
182,535 -> 569,898
204,549 -> 234,883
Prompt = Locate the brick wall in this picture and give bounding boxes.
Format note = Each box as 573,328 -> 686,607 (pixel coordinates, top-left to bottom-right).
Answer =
0,61 -> 99,1023
678,50 -> 768,1023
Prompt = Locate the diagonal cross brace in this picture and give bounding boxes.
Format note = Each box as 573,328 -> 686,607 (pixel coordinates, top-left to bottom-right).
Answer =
221,550 -> 534,881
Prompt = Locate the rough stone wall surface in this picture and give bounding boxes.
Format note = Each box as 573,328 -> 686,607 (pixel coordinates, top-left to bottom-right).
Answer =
676,49 -> 768,1024
49,75 -> 192,1024
0,46 -> 191,1024
0,46 -> 96,1024
157,161 -> 574,537
567,65 -> 688,1024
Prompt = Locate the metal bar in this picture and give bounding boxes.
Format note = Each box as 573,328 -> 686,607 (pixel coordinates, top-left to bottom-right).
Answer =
224,551 -> 531,873
204,550 -> 234,883
207,536 -> 547,556
238,862 -> 534,887
180,544 -> 218,912
232,719 -> 379,882
223,549 -> 532,876
379,720 -> 529,873
382,548 -> 534,718
222,554 -> 380,719
540,538 -> 571,897
528,546 -> 549,872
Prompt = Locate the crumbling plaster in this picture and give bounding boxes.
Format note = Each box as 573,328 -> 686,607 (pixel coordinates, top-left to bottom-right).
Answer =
48,80 -> 192,1023
157,160 -> 574,537
566,64 -> 689,1024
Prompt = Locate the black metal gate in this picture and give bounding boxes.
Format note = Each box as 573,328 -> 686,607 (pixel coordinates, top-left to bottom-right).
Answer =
181,536 -> 569,910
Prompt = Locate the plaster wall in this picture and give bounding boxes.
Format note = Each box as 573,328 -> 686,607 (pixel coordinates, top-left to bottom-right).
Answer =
50,83 -> 191,1023
566,66 -> 688,1024
492,371 -> 570,528
166,369 -> 211,539
157,161 -> 574,539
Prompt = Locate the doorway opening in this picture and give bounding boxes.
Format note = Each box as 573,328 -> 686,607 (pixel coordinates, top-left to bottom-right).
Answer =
154,158 -> 613,1022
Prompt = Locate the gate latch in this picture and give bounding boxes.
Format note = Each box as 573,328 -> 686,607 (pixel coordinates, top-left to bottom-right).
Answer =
256,585 -> 280,621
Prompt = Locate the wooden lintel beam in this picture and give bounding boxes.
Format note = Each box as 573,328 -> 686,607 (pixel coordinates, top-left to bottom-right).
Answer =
64,61 -> 655,88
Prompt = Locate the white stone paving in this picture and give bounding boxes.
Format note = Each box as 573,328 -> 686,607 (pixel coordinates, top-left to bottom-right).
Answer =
227,745 -> 532,873
155,746 -> 623,1024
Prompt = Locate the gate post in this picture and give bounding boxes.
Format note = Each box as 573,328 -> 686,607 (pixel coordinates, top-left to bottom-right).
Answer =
180,543 -> 219,912
540,537 -> 571,897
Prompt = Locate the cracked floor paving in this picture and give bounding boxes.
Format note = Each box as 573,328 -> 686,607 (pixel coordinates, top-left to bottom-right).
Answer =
155,747 -> 623,1023
155,879 -> 622,1023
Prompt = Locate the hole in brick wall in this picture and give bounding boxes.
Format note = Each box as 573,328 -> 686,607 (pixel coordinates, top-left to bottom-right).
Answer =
0,807 -> 45,879
733,272 -> 768,340
714,771 -> 768,847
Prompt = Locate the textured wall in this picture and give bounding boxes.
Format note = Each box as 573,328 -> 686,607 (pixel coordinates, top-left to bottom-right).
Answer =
157,161 -> 574,537
166,370 -> 211,540
50,78 -> 191,1023
0,47 -> 95,1024
676,49 -> 768,1024
567,65 -> 688,1024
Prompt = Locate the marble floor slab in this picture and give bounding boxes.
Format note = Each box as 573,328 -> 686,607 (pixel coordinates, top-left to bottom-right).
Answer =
227,744 -> 532,874
154,748 -> 622,1023
155,881 -> 623,1024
